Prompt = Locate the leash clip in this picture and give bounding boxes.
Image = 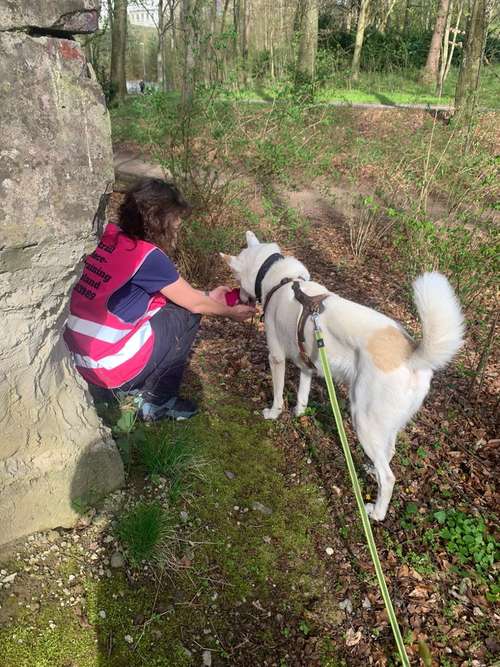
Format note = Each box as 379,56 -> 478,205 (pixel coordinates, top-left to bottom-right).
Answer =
311,311 -> 321,332
311,312 -> 325,348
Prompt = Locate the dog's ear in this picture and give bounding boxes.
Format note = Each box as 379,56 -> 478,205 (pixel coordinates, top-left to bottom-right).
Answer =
219,252 -> 242,272
245,230 -> 260,247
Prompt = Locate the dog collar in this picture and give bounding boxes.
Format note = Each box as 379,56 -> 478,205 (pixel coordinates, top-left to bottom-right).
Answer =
254,253 -> 284,302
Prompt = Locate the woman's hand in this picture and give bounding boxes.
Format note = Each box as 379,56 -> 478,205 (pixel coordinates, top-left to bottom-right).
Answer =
208,285 -> 231,305
227,304 -> 255,322
161,277 -> 254,320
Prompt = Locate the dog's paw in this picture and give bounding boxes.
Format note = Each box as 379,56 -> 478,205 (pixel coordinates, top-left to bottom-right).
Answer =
263,407 -> 281,420
293,404 -> 306,418
364,503 -> 386,522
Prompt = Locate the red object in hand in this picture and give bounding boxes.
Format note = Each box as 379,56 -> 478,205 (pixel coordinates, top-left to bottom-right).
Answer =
225,288 -> 241,307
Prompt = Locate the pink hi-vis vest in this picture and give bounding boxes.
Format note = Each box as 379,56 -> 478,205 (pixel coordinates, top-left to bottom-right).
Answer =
64,223 -> 167,388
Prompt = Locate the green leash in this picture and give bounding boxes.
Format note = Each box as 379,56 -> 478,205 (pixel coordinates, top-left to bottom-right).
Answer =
312,313 -> 411,666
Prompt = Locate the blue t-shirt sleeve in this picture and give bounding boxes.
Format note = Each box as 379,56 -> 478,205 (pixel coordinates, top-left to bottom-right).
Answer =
132,249 -> 179,293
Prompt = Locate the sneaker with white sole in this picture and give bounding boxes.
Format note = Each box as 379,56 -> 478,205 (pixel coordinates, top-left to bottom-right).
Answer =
140,397 -> 198,422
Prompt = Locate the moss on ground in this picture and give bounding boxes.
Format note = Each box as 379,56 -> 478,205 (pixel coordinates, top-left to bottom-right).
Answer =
0,398 -> 339,666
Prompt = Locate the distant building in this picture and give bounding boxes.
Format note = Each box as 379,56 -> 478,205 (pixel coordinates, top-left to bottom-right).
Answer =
128,1 -> 157,28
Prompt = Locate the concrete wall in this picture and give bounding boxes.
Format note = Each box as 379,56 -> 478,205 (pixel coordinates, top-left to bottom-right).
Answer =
0,1 -> 124,546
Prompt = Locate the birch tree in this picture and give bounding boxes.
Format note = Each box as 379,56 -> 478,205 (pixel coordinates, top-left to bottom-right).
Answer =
437,0 -> 463,95
351,0 -> 370,83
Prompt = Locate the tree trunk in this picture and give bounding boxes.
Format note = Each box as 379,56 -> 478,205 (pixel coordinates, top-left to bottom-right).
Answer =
240,0 -> 249,85
351,0 -> 369,83
442,3 -> 463,87
107,0 -> 114,30
180,0 -> 199,102
157,0 -> 167,91
422,0 -> 451,86
110,0 -> 127,102
454,0 -> 488,119
379,0 -> 398,33
296,0 -> 318,80
403,0 -> 411,33
437,0 -> 454,95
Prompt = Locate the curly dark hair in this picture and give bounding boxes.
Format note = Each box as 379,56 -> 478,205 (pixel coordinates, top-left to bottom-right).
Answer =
118,178 -> 191,255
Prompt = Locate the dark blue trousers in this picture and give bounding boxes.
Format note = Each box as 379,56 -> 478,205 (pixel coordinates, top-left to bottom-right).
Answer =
117,303 -> 201,404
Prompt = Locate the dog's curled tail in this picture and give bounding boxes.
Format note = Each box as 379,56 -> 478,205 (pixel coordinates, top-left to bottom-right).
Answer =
411,272 -> 465,371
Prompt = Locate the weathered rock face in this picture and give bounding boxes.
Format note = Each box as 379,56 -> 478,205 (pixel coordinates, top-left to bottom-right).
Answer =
0,3 -> 124,546
0,0 -> 99,33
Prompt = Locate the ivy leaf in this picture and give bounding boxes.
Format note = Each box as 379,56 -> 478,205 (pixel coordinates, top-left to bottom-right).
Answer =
434,510 -> 447,525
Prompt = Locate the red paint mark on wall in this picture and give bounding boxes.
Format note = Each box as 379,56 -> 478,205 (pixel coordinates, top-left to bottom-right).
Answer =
58,40 -> 85,62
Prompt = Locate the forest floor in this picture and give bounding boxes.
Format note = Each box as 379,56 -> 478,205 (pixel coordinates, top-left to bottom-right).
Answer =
0,109 -> 498,667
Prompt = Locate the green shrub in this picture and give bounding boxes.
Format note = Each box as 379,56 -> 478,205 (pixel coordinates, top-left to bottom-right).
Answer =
117,501 -> 174,565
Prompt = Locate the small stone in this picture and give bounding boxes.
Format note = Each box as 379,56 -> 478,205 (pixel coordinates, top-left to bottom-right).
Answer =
251,501 -> 273,516
325,547 -> 334,556
110,552 -> 125,569
179,511 -> 188,523
485,637 -> 500,652
362,596 -> 372,609
103,535 -> 114,544
224,471 -> 235,480
77,513 -> 93,528
124,634 -> 134,644
1,573 -> 17,584
339,598 -> 353,614
99,610 -> 106,619
202,650 -> 212,666
93,514 -> 108,530
30,602 -> 41,612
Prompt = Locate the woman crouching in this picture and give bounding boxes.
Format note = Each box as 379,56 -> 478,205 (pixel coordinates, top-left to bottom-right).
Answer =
64,178 -> 254,421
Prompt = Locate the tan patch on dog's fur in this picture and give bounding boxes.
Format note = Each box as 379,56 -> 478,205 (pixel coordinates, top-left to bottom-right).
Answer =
367,327 -> 414,372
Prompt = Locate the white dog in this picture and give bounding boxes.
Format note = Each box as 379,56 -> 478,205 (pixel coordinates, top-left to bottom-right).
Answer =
222,231 -> 464,521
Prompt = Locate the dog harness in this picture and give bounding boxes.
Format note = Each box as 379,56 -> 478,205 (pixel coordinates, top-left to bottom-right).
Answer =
64,223 -> 167,388
258,255 -> 329,370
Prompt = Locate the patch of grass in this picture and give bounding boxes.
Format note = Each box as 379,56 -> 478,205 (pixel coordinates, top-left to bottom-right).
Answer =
0,603 -> 97,667
184,401 -> 330,607
116,501 -> 175,565
138,422 -> 204,501
233,64 -> 500,109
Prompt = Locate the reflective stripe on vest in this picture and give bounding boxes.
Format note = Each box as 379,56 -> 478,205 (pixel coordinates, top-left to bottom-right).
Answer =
66,308 -> 161,345
72,320 -> 153,370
